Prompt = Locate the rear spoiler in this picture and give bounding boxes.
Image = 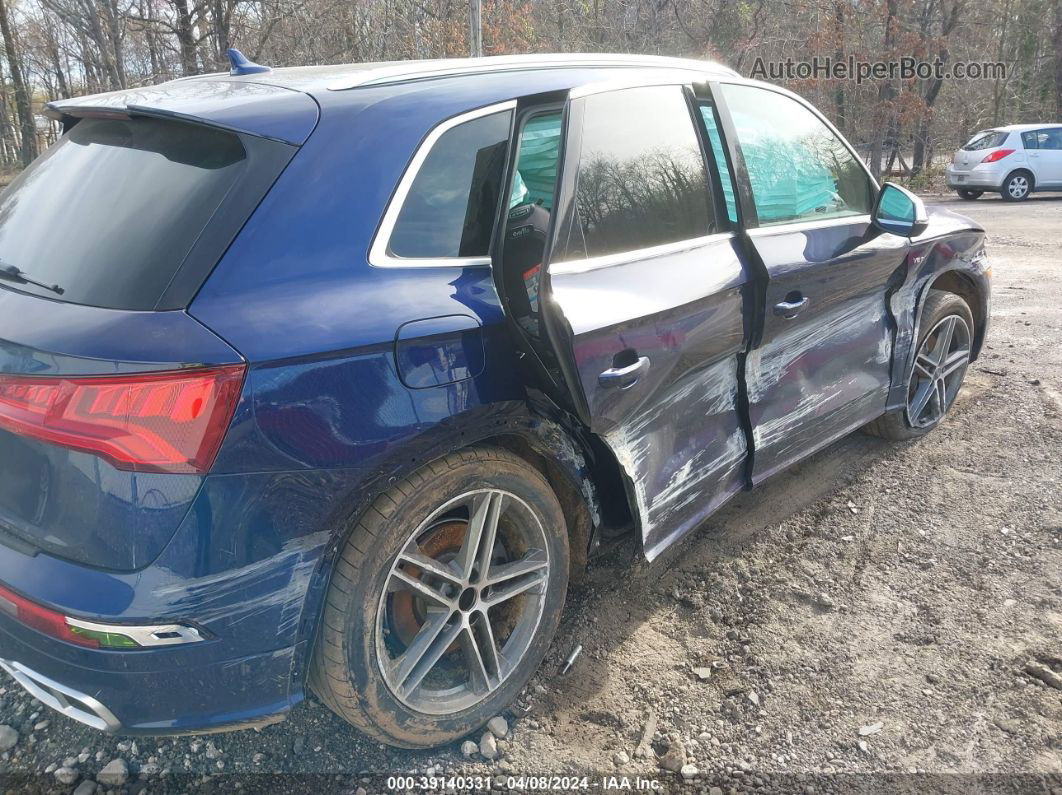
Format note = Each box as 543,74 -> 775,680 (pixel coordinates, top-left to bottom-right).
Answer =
45,79 -> 319,146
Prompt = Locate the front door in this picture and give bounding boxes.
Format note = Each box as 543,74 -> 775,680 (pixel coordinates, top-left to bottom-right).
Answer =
712,82 -> 911,482
498,83 -> 754,560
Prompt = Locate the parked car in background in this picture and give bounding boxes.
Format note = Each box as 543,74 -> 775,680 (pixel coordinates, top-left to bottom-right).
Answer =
947,123 -> 1062,201
0,52 -> 990,749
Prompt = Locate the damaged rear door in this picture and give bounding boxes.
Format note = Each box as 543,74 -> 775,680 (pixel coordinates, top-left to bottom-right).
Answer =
497,82 -> 754,560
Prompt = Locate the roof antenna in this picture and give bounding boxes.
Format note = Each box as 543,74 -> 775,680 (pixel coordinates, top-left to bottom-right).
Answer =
227,48 -> 271,77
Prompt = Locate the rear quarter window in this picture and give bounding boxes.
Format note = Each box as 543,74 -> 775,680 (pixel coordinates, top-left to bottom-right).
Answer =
0,117 -> 256,310
962,131 -> 1009,150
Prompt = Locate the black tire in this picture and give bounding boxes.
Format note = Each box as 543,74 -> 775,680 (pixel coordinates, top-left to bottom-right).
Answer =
309,446 -> 569,749
864,290 -> 975,441
956,189 -> 983,200
1000,171 -> 1032,202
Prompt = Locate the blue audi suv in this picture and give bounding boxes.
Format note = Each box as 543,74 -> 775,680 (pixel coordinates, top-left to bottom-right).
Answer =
0,53 -> 989,748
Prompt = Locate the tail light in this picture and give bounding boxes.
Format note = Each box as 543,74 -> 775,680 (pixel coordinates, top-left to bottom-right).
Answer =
981,149 -> 1014,163
0,365 -> 245,474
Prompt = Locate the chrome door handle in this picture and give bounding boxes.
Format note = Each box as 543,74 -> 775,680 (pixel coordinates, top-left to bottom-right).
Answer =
773,296 -> 809,319
598,356 -> 650,390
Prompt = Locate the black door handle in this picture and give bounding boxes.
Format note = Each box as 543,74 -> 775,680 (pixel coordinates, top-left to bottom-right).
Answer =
598,356 -> 650,390
773,295 -> 809,319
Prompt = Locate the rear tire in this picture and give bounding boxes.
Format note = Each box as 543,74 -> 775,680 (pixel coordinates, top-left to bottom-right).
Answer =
1000,171 -> 1032,201
956,189 -> 983,200
864,290 -> 974,441
309,447 -> 569,748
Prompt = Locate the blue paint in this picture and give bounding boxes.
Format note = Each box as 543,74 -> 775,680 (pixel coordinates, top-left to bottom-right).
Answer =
0,60 -> 989,736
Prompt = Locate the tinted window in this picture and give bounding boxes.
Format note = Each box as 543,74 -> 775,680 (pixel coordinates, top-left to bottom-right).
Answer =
389,110 -> 511,259
697,103 -> 738,223
0,117 -> 246,309
720,84 -> 873,226
1038,128 -> 1062,150
963,131 -> 1009,150
555,86 -> 715,262
510,112 -> 562,211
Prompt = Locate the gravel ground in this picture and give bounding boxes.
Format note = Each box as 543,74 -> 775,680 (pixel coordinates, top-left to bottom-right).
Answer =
2,195 -> 1060,794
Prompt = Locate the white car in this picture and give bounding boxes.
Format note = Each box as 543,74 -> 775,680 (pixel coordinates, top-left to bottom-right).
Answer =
946,123 -> 1062,201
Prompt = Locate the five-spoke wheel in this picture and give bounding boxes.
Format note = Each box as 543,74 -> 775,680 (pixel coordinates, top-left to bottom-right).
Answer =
906,313 -> 971,429
377,489 -> 550,715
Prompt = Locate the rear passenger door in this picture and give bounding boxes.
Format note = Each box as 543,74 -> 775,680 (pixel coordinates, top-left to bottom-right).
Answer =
501,83 -> 754,560
712,82 -> 910,482
1025,128 -> 1062,185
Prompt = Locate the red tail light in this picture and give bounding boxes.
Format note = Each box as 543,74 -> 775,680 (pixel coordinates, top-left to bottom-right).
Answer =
0,583 -> 99,647
0,365 -> 245,474
981,149 -> 1014,163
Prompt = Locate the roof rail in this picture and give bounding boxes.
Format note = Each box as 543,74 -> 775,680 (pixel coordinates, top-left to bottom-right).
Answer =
327,53 -> 738,91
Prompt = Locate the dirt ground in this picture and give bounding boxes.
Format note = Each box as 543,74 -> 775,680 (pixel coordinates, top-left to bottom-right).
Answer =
1,194 -> 1060,795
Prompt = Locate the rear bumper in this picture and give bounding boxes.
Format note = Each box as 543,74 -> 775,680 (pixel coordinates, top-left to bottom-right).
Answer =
0,612 -> 301,734
945,163 -> 1008,190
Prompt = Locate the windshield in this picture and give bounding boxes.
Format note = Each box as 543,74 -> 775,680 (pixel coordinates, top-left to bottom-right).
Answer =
962,131 -> 1009,151
0,116 -> 247,309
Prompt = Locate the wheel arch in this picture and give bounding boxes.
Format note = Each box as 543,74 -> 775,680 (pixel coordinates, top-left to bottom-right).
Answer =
1004,167 -> 1035,191
925,268 -> 989,360
289,402 -> 631,692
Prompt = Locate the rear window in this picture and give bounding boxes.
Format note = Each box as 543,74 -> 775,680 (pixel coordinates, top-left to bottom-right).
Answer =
962,131 -> 1009,150
0,117 -> 247,310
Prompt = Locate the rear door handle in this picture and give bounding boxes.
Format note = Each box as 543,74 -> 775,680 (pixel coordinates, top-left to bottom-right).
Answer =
599,356 -> 650,390
773,296 -> 809,319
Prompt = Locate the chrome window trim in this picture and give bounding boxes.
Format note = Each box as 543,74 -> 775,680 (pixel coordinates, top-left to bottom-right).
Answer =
369,100 -> 517,270
745,214 -> 872,237
550,232 -> 735,276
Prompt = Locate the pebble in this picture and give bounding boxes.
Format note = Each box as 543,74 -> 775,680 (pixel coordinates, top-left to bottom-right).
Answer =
461,740 -> 478,758
709,788 -> 724,795
73,781 -> 97,795
0,725 -> 18,752
54,767 -> 79,785
479,732 -> 499,761
612,750 -> 629,766
33,720 -> 50,731
680,763 -> 699,780
858,722 -> 883,736
96,759 -> 129,788
487,716 -> 509,738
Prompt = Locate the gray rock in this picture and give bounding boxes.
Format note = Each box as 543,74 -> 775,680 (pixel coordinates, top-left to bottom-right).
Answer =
656,736 -> 686,773
479,732 -> 499,761
96,759 -> 129,788
461,740 -> 478,758
33,720 -> 50,731
1024,661 -> 1062,690
0,725 -> 18,752
487,716 -> 509,738
54,767 -> 80,786
680,763 -> 699,781
709,788 -> 724,795
612,750 -> 629,766
72,781 -> 97,795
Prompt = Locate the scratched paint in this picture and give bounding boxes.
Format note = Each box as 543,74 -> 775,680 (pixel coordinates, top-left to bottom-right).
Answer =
601,357 -> 747,559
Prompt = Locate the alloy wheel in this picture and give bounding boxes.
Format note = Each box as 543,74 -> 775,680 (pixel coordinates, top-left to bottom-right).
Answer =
906,314 -> 971,428
375,489 -> 550,715
1007,175 -> 1029,199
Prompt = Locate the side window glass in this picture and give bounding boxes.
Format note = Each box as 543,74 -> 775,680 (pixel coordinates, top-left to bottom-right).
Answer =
697,103 -> 739,223
719,83 -> 874,226
555,85 -> 717,262
502,111 -> 563,338
388,109 -> 511,259
1022,131 -> 1039,149
1041,129 -> 1062,150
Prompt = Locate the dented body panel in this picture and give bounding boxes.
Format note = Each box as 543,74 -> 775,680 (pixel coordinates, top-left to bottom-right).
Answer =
0,58 -> 989,737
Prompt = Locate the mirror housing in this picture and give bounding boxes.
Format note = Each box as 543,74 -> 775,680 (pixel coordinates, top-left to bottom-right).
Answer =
873,182 -> 929,238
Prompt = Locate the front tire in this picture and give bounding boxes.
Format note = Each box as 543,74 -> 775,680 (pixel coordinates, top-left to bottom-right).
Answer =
1001,171 -> 1031,201
956,189 -> 983,200
310,447 -> 569,748
864,290 -> 974,441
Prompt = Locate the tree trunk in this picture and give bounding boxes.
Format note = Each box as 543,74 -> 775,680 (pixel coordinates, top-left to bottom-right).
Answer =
173,0 -> 200,76
0,0 -> 37,166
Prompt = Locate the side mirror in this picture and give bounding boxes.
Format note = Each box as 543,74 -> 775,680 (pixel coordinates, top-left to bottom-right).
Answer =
873,182 -> 929,238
